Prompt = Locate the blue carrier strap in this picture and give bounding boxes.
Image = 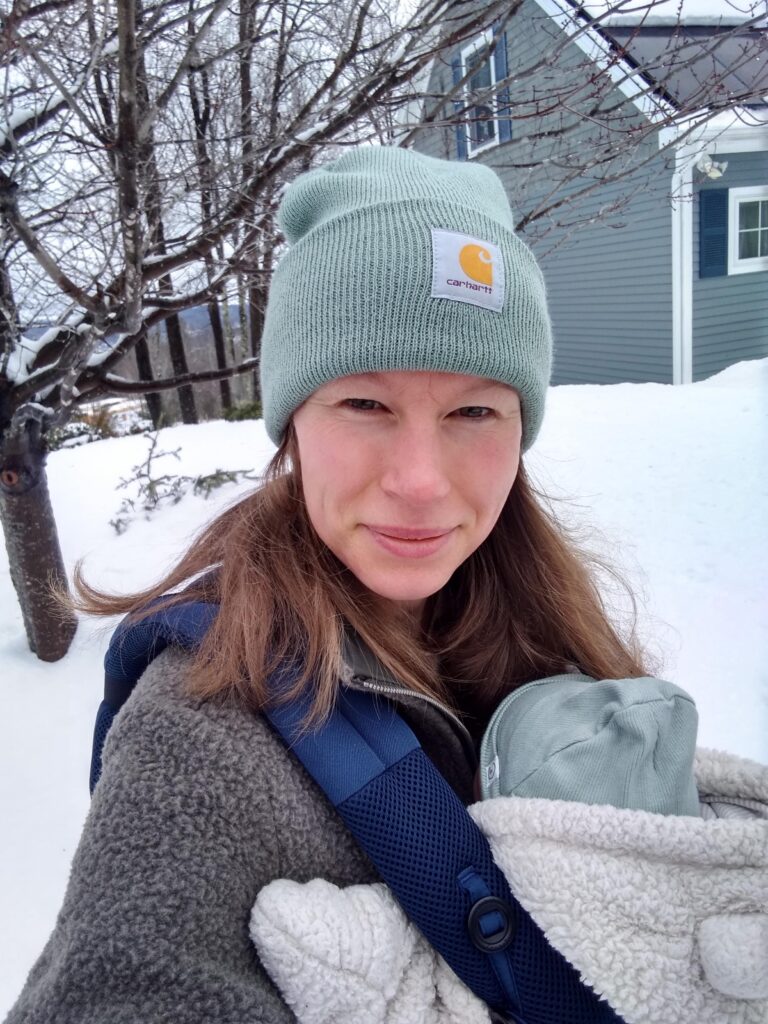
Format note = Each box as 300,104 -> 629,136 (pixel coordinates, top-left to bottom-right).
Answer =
90,601 -> 218,793
266,688 -> 624,1024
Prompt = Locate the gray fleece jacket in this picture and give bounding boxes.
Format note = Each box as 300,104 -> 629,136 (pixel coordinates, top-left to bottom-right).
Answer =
5,646 -> 476,1024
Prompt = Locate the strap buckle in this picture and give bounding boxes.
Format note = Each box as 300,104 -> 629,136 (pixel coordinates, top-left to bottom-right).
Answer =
467,895 -> 516,952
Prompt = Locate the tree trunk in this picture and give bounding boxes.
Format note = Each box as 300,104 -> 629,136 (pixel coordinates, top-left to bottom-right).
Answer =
134,3 -> 198,427
165,310 -> 198,424
134,333 -> 164,428
248,232 -> 274,404
0,418 -> 77,661
221,299 -> 240,404
237,270 -> 249,399
207,299 -> 231,410
248,278 -> 265,403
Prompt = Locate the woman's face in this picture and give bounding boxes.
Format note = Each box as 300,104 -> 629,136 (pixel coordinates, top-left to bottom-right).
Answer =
292,371 -> 522,614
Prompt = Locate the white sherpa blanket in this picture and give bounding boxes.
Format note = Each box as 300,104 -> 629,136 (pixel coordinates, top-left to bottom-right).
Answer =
251,748 -> 768,1024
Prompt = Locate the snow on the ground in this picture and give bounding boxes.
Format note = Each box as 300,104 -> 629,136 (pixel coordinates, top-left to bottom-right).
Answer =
1,361 -> 767,1014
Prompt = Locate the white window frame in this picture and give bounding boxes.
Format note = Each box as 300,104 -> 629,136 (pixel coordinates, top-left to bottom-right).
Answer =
727,185 -> 768,275
459,31 -> 499,159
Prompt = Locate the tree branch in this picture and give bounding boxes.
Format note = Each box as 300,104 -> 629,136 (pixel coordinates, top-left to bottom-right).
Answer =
138,0 -> 233,141
0,173 -> 104,314
91,356 -> 261,395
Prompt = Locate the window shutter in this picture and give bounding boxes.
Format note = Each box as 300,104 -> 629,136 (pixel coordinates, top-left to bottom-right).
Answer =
699,188 -> 728,278
451,55 -> 468,161
450,55 -> 468,158
493,31 -> 513,144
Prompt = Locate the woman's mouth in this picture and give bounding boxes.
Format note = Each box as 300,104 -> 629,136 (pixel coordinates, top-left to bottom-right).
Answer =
365,526 -> 455,558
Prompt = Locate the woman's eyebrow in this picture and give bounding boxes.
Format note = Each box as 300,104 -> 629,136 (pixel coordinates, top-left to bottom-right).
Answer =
456,380 -> 517,398
333,374 -> 514,391
474,378 -> 516,392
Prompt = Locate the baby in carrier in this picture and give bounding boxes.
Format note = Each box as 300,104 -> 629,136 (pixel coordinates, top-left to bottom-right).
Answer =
250,674 -> 768,1024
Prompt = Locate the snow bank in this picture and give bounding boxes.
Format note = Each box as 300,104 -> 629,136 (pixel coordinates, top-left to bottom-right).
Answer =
1,362 -> 766,1015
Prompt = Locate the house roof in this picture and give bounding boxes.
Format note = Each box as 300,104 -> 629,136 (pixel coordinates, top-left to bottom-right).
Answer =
587,20 -> 768,109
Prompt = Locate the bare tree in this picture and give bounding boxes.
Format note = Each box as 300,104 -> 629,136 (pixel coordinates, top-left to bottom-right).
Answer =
0,0 -> 507,658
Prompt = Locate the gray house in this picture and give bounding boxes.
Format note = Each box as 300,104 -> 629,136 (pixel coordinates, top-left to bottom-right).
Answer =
409,1 -> 768,385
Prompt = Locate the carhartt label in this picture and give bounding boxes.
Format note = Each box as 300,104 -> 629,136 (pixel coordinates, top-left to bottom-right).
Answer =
486,755 -> 499,786
431,228 -> 504,312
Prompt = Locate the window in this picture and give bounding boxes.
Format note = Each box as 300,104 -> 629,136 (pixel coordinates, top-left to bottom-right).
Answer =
728,186 -> 768,275
462,35 -> 498,154
451,30 -> 512,160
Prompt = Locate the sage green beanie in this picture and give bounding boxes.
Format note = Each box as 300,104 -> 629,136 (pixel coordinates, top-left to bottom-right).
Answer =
259,146 -> 552,450
479,674 -> 701,817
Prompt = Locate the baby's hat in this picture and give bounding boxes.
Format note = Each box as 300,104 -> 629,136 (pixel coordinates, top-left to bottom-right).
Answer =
479,674 -> 700,816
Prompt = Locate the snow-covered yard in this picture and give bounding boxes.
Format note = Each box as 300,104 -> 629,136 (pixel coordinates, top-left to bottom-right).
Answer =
1,360 -> 766,1015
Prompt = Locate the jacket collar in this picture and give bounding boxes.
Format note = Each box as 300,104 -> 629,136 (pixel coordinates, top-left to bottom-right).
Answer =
340,628 -> 478,781
341,629 -> 404,689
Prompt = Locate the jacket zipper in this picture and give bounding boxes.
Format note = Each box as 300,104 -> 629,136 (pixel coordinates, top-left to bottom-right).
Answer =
346,674 -> 478,769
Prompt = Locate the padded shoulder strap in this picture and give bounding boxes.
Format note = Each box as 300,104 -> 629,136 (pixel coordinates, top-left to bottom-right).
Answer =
91,601 -> 218,792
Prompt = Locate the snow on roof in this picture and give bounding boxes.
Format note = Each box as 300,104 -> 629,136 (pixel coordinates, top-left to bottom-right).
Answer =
603,13 -> 765,23
572,0 -> 768,110
583,0 -> 766,23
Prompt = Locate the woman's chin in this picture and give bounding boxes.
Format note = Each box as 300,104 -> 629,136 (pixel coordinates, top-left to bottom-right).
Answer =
352,566 -> 452,611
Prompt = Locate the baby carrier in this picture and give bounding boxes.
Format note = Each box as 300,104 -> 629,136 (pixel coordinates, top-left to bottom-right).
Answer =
97,602 -> 768,1024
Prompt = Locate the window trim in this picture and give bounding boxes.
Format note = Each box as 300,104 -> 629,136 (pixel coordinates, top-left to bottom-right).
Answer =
727,185 -> 768,275
459,31 -> 499,159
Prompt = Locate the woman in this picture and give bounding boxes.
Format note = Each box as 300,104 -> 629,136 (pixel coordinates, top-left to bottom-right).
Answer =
6,146 -> 663,1022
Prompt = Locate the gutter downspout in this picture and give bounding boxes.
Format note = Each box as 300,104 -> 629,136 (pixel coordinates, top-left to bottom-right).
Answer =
671,149 -> 694,385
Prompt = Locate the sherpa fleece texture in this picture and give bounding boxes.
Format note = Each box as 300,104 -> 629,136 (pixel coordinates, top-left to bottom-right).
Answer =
4,648 -> 474,1024
250,749 -> 768,1024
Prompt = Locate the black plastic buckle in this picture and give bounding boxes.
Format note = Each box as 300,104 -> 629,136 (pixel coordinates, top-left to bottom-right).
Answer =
467,895 -> 516,952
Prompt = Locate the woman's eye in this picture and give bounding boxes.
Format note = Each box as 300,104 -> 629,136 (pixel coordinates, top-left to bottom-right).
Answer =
456,406 -> 493,419
343,398 -> 382,411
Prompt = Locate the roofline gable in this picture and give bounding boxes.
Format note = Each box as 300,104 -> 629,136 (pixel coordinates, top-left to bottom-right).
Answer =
528,0 -> 675,122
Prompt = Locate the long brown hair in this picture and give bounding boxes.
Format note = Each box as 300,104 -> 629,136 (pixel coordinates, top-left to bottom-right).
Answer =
74,424 -> 650,727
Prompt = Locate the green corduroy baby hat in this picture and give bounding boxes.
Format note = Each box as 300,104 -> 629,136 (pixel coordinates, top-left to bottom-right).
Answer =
479,674 -> 701,816
259,146 -> 552,450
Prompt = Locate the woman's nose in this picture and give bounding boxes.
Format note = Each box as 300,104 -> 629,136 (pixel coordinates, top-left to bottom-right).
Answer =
378,423 -> 452,504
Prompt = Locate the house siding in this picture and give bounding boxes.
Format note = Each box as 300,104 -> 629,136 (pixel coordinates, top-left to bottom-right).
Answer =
692,151 -> 768,381
537,169 -> 673,385
411,0 -> 675,385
